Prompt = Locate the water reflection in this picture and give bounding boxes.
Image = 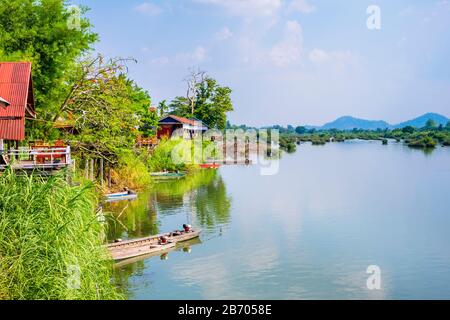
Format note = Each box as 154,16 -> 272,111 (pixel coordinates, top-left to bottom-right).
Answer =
109,141 -> 450,299
105,169 -> 232,241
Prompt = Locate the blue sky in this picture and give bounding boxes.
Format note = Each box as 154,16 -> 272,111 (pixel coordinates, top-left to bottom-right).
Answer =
74,0 -> 450,126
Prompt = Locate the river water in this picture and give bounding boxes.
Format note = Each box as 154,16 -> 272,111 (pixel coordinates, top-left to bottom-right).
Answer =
107,140 -> 450,299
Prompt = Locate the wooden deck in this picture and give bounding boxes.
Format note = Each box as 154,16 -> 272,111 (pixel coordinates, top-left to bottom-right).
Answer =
0,147 -> 73,172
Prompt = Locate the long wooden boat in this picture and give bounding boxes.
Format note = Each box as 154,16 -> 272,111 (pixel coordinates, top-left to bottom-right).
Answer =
107,229 -> 201,261
113,237 -> 202,268
104,190 -> 137,203
109,241 -> 176,261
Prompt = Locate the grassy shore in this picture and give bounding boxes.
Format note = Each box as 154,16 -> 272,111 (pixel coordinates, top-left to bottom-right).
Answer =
0,171 -> 122,300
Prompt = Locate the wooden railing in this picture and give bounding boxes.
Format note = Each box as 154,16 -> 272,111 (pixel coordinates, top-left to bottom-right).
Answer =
0,146 -> 72,170
137,136 -> 158,147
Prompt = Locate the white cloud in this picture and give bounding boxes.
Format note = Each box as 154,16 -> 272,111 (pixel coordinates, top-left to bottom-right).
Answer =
215,27 -> 233,40
289,0 -> 316,14
269,20 -> 303,67
194,0 -> 282,17
149,56 -> 170,66
134,2 -> 163,16
175,46 -> 207,63
148,46 -> 207,67
309,48 -> 329,64
309,48 -> 358,71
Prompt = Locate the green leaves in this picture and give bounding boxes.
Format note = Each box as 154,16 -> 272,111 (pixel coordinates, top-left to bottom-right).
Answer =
0,0 -> 97,139
58,56 -> 152,163
0,172 -> 121,300
169,75 -> 234,129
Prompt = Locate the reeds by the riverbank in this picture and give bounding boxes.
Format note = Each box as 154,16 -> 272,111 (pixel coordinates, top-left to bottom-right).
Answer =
0,170 -> 122,300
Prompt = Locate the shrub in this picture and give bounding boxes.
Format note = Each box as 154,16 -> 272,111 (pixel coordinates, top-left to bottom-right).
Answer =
110,152 -> 151,191
148,138 -> 194,172
408,136 -> 437,149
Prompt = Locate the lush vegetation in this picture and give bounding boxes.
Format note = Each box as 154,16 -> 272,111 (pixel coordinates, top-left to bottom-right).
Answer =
272,123 -> 450,150
0,0 -> 223,300
0,0 -> 97,138
147,138 -> 190,173
147,138 -> 219,173
0,171 -> 122,300
167,70 -> 234,130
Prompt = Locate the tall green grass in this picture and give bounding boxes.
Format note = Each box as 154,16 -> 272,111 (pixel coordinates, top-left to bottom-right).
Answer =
147,138 -> 191,172
0,170 -> 122,300
147,138 -> 221,173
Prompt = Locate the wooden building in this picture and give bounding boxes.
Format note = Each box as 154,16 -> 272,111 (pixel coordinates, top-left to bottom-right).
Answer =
0,62 -> 36,150
157,115 -> 208,140
0,62 -> 72,171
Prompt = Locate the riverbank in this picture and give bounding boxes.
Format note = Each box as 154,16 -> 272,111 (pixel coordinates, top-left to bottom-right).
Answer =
0,170 -> 122,299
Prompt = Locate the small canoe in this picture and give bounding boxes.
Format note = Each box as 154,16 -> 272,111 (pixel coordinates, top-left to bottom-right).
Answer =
104,190 -> 137,203
150,172 -> 186,180
199,163 -> 221,169
107,229 -> 201,261
109,241 -> 176,261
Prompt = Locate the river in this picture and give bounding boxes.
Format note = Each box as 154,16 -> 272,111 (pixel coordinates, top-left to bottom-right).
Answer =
107,140 -> 450,299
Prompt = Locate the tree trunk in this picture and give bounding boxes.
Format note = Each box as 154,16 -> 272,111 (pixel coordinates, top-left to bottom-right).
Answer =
90,159 -> 94,181
99,158 -> 104,186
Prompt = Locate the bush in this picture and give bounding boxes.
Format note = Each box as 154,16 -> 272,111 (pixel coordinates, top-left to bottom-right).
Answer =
408,136 -> 437,149
311,139 -> 327,145
110,152 -> 151,191
0,171 -> 122,300
147,138 -> 191,172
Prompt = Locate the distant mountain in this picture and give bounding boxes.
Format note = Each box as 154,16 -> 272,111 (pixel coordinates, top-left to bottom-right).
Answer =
321,116 -> 390,130
393,113 -> 449,129
315,113 -> 449,130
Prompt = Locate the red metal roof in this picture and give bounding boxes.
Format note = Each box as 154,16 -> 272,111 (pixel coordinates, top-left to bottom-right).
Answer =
160,115 -> 207,127
166,115 -> 196,126
0,62 -> 35,141
0,96 -> 10,107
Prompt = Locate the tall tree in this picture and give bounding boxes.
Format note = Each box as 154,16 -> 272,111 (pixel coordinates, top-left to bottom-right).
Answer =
0,0 -> 97,137
295,126 -> 307,135
158,100 -> 169,117
170,73 -> 233,129
425,119 -> 437,129
58,56 -> 150,163
184,68 -> 206,115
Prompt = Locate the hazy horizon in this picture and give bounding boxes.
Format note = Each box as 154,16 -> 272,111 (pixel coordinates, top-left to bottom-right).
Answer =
234,111 -> 450,128
76,0 -> 450,126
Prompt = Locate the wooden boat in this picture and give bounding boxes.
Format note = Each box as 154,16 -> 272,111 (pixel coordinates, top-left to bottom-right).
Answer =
107,229 -> 201,261
109,241 -> 176,261
150,172 -> 186,180
104,190 -> 137,203
113,237 -> 202,268
199,163 -> 221,169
